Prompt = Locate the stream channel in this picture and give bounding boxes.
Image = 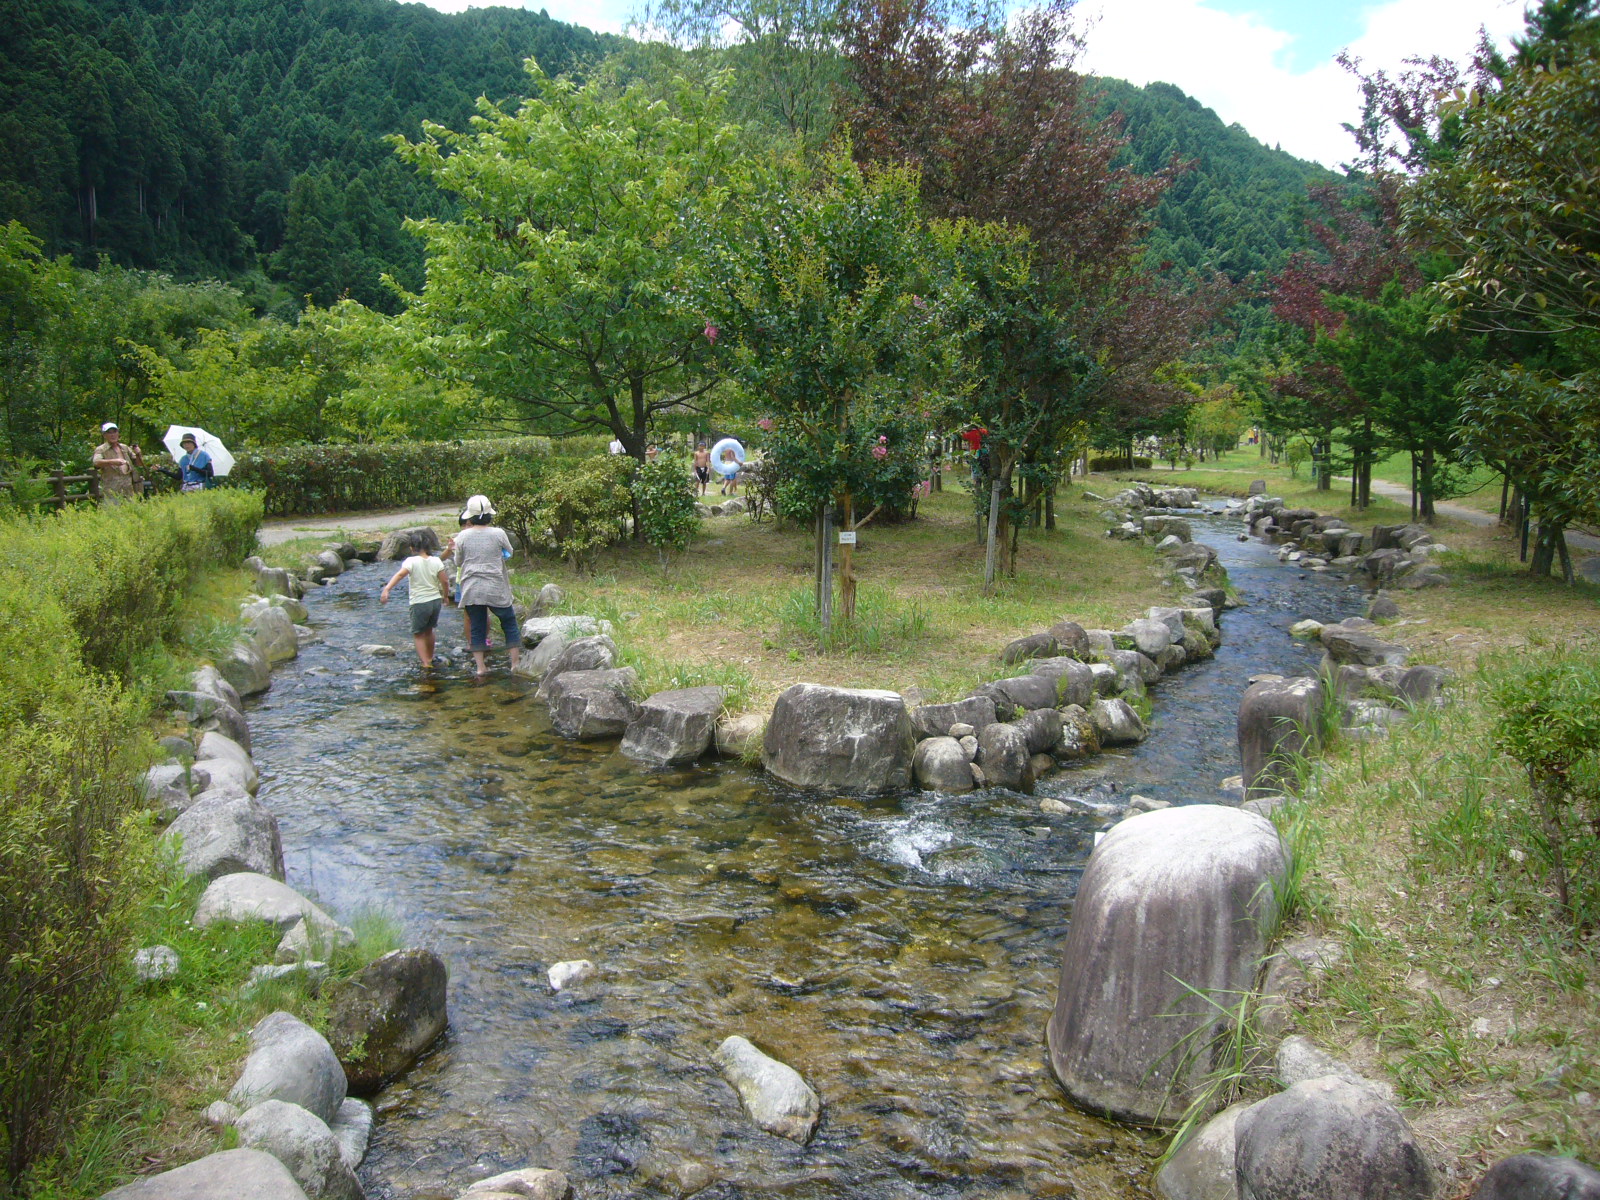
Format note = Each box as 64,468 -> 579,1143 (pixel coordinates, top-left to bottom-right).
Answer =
247,508 -> 1366,1200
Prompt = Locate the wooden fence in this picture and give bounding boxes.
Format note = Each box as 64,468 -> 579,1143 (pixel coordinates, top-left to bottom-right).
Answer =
0,470 -> 102,508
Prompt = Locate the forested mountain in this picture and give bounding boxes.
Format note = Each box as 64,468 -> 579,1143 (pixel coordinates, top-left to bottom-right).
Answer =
0,0 -> 1333,313
0,0 -> 619,312
1094,78 -> 1338,281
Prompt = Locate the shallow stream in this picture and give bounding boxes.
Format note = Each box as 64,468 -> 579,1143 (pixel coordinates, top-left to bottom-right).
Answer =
248,510 -> 1365,1200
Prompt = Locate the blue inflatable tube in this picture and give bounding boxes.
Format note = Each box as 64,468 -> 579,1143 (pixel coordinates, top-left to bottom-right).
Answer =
710,437 -> 745,478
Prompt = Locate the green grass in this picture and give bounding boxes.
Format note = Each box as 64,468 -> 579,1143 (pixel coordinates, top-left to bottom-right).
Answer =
23,856 -> 402,1199
1276,653 -> 1600,1164
513,485 -> 1177,712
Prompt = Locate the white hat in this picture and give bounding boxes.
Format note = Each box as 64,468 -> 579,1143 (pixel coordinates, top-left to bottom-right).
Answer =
101,421 -> 118,432
461,494 -> 496,520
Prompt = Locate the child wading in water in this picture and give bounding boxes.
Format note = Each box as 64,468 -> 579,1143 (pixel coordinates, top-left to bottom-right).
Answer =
379,534 -> 453,668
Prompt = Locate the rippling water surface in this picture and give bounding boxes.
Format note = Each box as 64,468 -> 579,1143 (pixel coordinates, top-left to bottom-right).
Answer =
246,510 -> 1364,1200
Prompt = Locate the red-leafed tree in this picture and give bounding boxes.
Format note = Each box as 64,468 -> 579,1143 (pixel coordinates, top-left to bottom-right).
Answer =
838,0 -> 1217,425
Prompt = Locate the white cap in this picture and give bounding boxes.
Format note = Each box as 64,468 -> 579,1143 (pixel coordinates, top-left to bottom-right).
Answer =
460,494 -> 496,520
101,421 -> 118,432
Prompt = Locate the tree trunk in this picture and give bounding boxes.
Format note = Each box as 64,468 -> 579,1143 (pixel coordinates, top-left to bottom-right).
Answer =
815,505 -> 833,636
1499,477 -> 1511,524
840,489 -> 857,621
1410,453 -> 1419,522
1044,486 -> 1056,531
1419,446 -> 1436,522
983,476 -> 1002,593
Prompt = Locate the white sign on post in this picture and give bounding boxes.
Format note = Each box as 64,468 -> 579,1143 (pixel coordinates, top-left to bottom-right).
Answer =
837,531 -> 857,545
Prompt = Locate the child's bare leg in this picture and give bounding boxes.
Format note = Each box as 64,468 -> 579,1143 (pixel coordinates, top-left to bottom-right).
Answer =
414,631 -> 431,665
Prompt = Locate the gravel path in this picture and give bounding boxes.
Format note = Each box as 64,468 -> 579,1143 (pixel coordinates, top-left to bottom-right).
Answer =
257,504 -> 459,547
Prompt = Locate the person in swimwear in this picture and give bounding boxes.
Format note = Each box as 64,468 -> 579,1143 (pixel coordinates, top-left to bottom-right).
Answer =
691,442 -> 712,496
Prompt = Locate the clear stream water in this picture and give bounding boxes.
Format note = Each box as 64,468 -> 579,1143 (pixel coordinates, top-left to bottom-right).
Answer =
246,510 -> 1365,1200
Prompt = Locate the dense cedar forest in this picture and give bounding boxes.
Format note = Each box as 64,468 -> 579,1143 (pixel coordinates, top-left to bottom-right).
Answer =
0,0 -> 1330,312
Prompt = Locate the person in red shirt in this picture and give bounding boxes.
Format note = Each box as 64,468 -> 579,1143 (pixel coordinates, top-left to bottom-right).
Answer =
959,425 -> 986,453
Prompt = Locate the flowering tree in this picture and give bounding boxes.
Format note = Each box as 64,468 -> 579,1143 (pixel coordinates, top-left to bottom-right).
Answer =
696,148 -> 950,625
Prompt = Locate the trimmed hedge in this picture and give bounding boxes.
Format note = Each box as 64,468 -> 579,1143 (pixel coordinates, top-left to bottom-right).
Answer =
233,436 -> 620,518
1089,455 -> 1154,471
0,489 -> 262,1184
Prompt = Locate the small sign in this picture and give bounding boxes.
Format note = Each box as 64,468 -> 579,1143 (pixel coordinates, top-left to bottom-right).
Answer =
837,530 -> 857,545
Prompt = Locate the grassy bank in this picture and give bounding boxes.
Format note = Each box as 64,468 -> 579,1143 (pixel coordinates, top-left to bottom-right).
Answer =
0,492 -> 399,1198
1251,525 -> 1600,1187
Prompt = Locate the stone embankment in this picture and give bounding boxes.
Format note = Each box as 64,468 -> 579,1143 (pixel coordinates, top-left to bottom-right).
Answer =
1236,485 -> 1452,590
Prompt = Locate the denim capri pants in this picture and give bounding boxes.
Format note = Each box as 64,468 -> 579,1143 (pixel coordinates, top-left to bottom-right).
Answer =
466,604 -> 519,652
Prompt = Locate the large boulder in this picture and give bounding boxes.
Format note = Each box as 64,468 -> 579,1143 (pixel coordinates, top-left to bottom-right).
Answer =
1054,705 -> 1100,761
1233,1076 -> 1436,1200
1001,632 -> 1059,664
162,793 -> 284,882
1237,677 -> 1323,799
544,668 -> 641,741
972,673 -> 1061,714
912,737 -> 975,793
169,688 -> 254,751
325,948 -> 449,1095
1126,618 -> 1174,658
228,1011 -> 347,1125
1048,620 -> 1093,660
99,1149 -> 310,1200
1320,624 -> 1409,668
1156,1101 -> 1252,1200
198,731 -> 260,792
1029,658 -> 1096,708
1089,698 -> 1147,746
1014,708 -> 1065,755
1144,515 -> 1193,542
311,550 -> 345,576
1469,1154 -> 1600,1200
520,614 -> 607,646
911,696 -> 998,740
257,566 -> 298,599
220,638 -> 272,698
534,635 -> 619,699
456,1168 -> 572,1200
195,873 -> 340,933
1047,806 -> 1288,1126
976,722 -> 1032,791
377,526 -> 440,560
621,685 -> 726,766
713,1035 -> 820,1145
235,1100 -> 364,1200
761,684 -> 914,793
250,606 -> 300,665
193,665 -> 245,714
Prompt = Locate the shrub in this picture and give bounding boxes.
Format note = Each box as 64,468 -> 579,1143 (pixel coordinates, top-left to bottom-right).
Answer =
232,436 -> 556,517
631,458 -> 699,560
1088,455 -> 1154,471
529,456 -> 633,570
1489,648 -> 1600,927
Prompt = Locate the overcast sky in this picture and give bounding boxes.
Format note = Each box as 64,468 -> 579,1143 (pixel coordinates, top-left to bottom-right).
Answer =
408,0 -> 1532,168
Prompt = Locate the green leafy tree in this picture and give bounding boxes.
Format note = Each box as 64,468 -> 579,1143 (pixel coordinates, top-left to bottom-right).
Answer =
696,149 -> 948,624
392,65 -> 741,469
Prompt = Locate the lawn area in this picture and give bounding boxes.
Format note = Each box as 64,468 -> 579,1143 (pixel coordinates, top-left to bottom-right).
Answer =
522,485 -> 1176,713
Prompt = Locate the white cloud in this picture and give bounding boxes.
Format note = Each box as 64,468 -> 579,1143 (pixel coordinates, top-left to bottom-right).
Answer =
1076,0 -> 1528,168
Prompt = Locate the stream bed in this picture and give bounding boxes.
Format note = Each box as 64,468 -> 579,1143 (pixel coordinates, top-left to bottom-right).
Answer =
247,510 -> 1365,1200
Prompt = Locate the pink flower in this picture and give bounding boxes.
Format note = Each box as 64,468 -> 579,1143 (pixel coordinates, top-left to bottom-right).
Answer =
877,435 -> 888,443
871,444 -> 888,460
911,294 -> 927,309
757,416 -> 774,431
704,320 -> 719,344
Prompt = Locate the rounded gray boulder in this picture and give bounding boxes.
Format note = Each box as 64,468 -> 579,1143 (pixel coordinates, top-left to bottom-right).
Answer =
325,948 -> 449,1095
1047,805 -> 1288,1126
761,683 -> 914,794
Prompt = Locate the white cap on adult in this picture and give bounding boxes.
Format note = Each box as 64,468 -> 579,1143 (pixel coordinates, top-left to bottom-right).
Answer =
461,494 -> 496,520
102,421 -> 118,432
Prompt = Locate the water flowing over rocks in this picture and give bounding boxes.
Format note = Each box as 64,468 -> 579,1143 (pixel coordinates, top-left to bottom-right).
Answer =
1233,1076 -> 1437,1200
228,1011 -> 347,1125
235,1100 -> 365,1200
324,948 -> 449,1095
761,684 -> 915,793
98,1149 -> 311,1200
713,1035 -> 821,1144
1047,805 -> 1288,1126
1241,498 -> 1453,591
